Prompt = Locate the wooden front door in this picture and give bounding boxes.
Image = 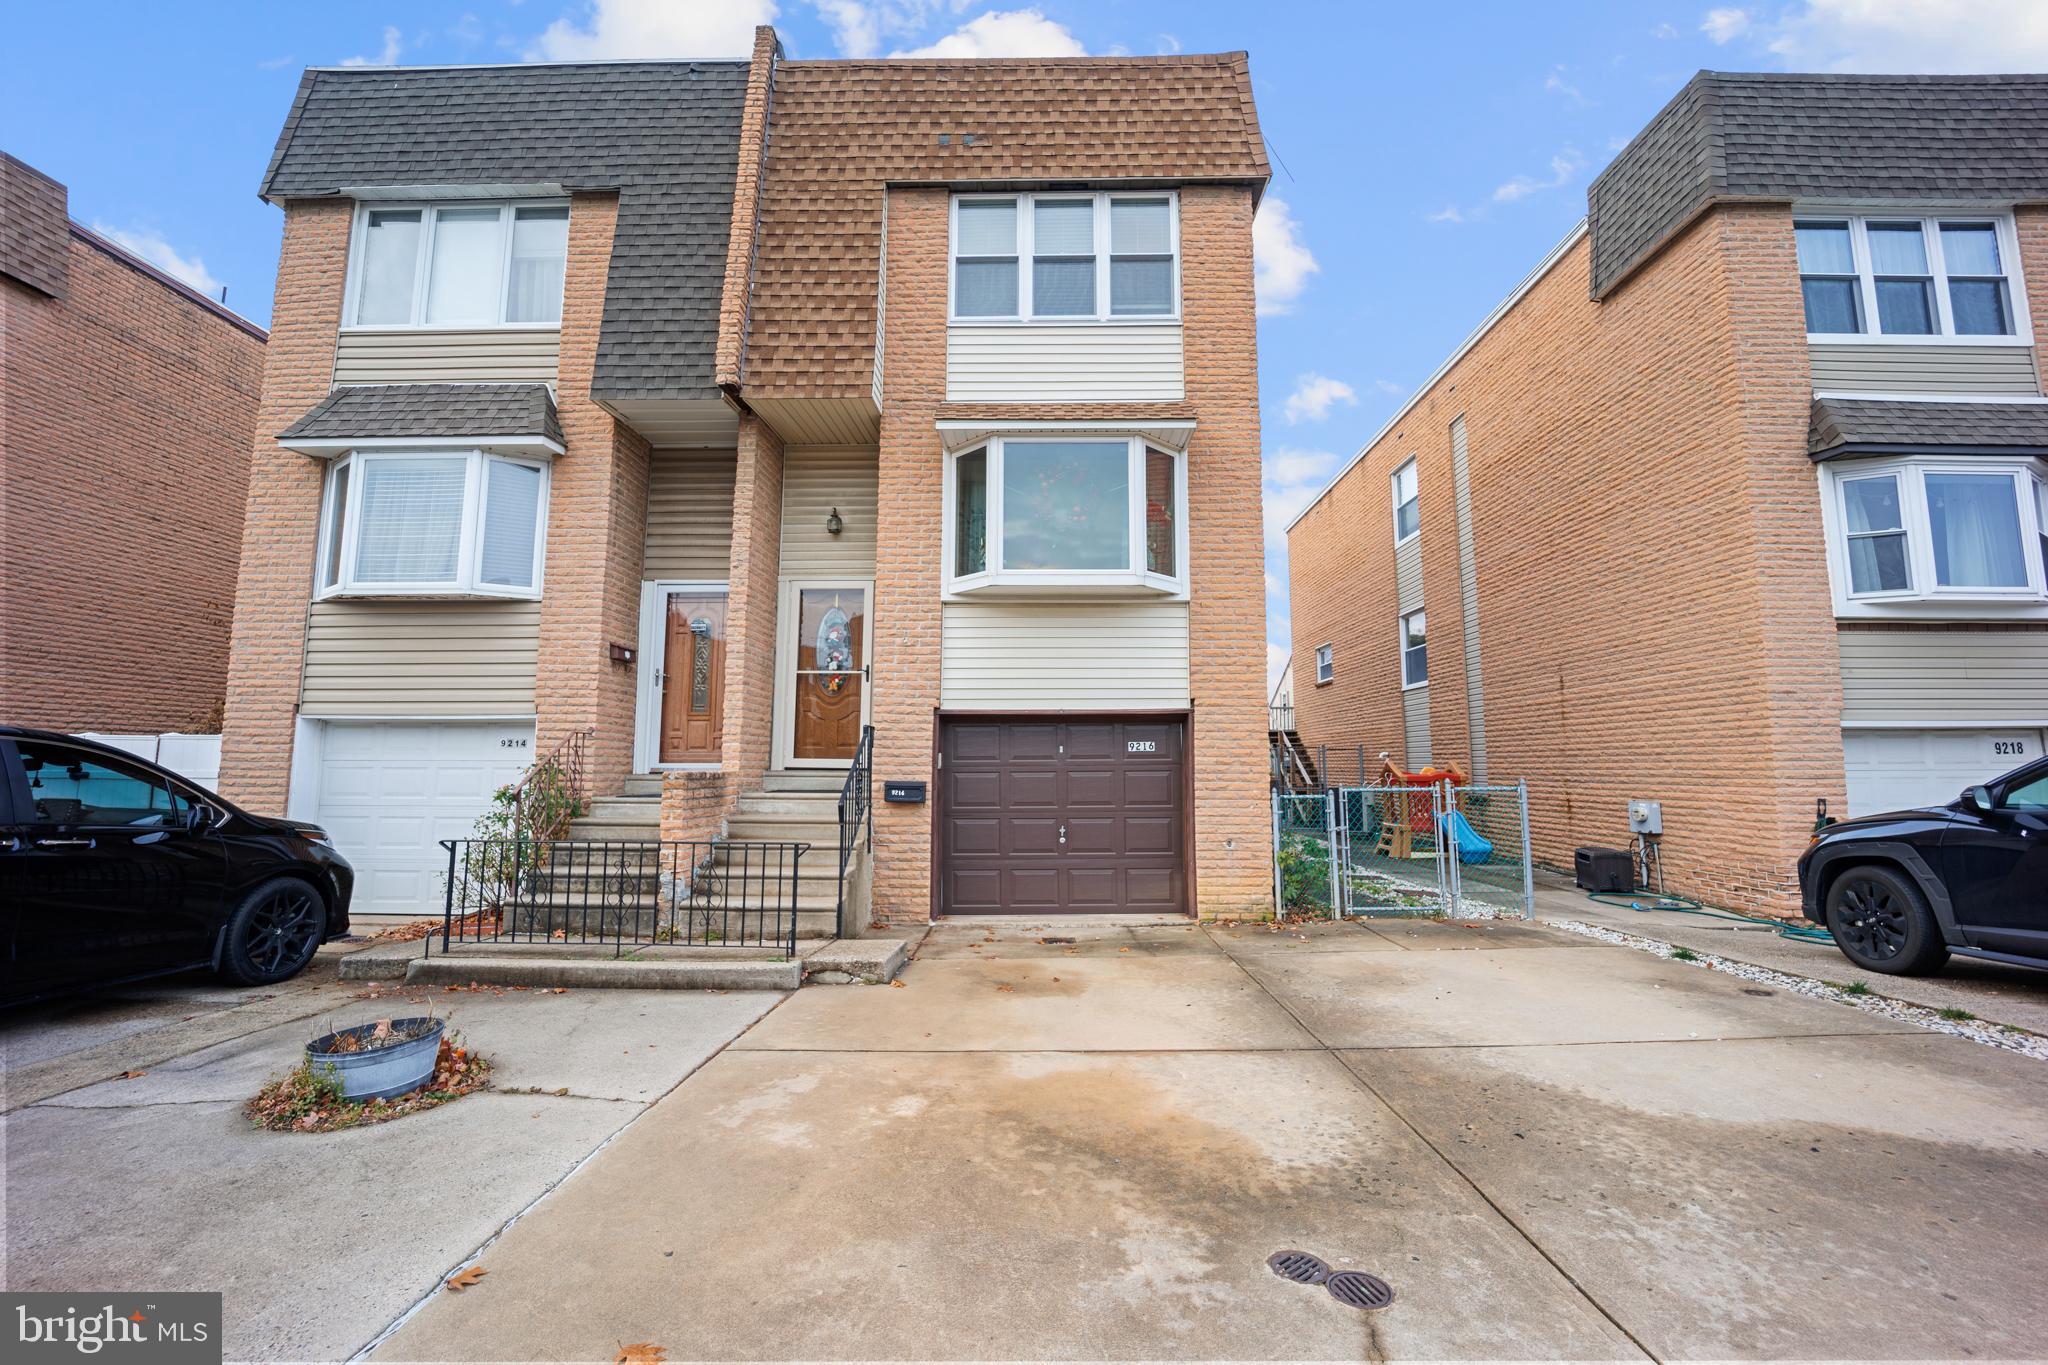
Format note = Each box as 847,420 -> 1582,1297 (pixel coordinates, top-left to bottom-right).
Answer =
659,592 -> 725,764
789,585 -> 866,763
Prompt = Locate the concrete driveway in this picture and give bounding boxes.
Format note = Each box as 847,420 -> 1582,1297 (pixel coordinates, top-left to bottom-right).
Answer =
374,917 -> 2048,1361
2,971 -> 785,1362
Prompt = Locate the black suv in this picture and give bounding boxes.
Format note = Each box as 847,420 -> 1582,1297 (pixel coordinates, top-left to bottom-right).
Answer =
0,727 -> 354,1005
1800,755 -> 2048,975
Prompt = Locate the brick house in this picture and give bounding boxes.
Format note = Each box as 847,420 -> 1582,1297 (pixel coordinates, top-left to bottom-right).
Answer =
1286,72 -> 2048,915
221,28 -> 1275,925
1,153 -> 265,736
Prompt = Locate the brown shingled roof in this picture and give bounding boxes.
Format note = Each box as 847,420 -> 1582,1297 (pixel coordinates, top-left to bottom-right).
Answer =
740,52 -> 1269,400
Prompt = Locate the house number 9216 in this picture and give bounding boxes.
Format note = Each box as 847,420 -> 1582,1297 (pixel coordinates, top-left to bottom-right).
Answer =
1127,740 -> 1156,752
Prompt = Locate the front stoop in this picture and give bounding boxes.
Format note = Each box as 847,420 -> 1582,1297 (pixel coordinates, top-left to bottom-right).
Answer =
336,936 -> 909,989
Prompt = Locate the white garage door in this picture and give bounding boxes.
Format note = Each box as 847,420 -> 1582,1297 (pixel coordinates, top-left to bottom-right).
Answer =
1843,727 -> 2046,818
312,721 -> 536,917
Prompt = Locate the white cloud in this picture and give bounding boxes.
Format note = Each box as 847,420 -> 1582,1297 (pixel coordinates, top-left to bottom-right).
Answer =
1253,197 -> 1318,317
1493,147 -> 1585,204
890,8 -> 1085,58
1700,7 -> 1752,43
1763,0 -> 2048,71
1283,373 -> 1357,426
1371,378 -> 1403,397
1267,641 -> 1291,696
1425,204 -> 1464,224
90,223 -> 223,297
1262,446 -> 1339,557
340,24 -> 405,66
1545,67 -> 1588,106
815,0 -> 884,56
1654,21 -> 1680,38
529,0 -> 775,61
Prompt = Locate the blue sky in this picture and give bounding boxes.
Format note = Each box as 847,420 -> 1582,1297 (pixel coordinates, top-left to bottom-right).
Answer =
6,1 -> 2039,690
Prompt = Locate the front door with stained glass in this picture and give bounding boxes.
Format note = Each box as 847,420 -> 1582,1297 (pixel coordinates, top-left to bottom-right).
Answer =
660,592 -> 725,764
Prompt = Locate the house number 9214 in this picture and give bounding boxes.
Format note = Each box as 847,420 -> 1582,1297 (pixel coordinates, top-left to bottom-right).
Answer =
1127,740 -> 1156,752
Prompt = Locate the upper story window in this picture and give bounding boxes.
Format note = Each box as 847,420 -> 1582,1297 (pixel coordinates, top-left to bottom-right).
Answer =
347,202 -> 569,329
1822,456 -> 2048,615
1795,214 -> 2025,342
1391,458 -> 1420,543
1400,609 -> 1428,688
944,436 -> 1185,594
1314,644 -> 1334,685
316,449 -> 550,600
951,192 -> 1179,322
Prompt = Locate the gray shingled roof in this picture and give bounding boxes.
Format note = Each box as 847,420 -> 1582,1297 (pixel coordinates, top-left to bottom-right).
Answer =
261,62 -> 746,402
1810,396 -> 2048,459
1590,72 -> 2048,298
280,383 -> 563,447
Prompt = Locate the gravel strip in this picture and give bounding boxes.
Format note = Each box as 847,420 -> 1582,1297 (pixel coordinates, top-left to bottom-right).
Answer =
1544,917 -> 2048,1062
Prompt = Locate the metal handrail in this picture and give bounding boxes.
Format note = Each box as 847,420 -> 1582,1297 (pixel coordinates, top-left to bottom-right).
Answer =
508,727 -> 593,842
835,725 -> 874,938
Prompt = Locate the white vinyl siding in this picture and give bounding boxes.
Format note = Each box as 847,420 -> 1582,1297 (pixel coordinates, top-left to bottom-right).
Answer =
1807,342 -> 2038,394
1394,534 -> 1424,613
945,322 -> 1183,402
299,600 -> 539,717
779,448 -> 878,578
1402,688 -> 1432,768
940,600 -> 1189,710
642,449 -> 735,579
1449,415 -> 1487,781
1837,629 -> 2048,726
333,327 -> 560,385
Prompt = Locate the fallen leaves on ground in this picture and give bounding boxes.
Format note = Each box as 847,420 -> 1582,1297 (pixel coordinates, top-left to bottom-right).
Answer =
889,980 -> 906,988
245,1036 -> 492,1133
445,1266 -> 487,1291
116,1070 -> 147,1080
616,1344 -> 668,1363
995,984 -> 1016,993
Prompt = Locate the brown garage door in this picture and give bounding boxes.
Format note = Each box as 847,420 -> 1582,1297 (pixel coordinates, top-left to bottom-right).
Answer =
939,716 -> 1186,916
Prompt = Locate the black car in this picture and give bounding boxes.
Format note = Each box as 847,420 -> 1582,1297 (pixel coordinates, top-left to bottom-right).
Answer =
0,727 -> 352,1006
1800,755 -> 2048,975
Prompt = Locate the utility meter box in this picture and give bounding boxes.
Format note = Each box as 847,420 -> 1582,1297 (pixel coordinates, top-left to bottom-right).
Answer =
1627,799 -> 1663,835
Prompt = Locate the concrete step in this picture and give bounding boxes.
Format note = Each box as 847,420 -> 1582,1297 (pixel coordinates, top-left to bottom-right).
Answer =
723,816 -> 840,842
760,770 -> 847,793
802,938 -> 910,985
584,794 -> 659,822
620,774 -> 666,798
405,954 -> 802,991
563,819 -> 661,842
732,793 -> 841,819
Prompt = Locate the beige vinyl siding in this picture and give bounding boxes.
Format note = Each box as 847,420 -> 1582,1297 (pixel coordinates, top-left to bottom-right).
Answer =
940,600 -> 1189,710
333,328 -> 560,385
780,448 -> 878,577
643,449 -> 735,579
1838,629 -> 2048,726
1448,416 -> 1487,781
945,323 -> 1183,402
1394,534 -> 1424,613
300,600 -> 539,717
1807,343 -> 2039,395
1402,687 -> 1432,767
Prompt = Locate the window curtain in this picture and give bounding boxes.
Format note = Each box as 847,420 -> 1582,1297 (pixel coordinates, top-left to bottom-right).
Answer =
1926,473 -> 2027,588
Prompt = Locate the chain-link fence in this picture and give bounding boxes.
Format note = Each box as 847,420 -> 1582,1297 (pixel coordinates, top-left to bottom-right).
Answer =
1273,782 -> 1533,920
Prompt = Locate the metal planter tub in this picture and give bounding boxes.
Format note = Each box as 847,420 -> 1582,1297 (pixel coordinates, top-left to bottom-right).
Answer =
306,1017 -> 444,1101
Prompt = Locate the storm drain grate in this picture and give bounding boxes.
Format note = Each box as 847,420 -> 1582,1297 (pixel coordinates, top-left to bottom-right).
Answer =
1325,1271 -> 1395,1311
1265,1250 -> 1331,1285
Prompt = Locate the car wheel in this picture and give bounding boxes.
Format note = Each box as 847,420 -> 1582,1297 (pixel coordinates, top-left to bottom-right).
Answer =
219,878 -> 328,985
1825,864 -> 1948,976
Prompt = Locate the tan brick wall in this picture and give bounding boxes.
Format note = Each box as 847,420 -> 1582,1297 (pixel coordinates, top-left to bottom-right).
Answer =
534,193 -> 648,797
1289,206 -> 1837,914
720,409 -> 785,784
219,198 -> 352,810
1,234 -> 263,734
2015,206 -> 2048,396
713,25 -> 779,388
1180,184 -> 1275,918
661,769 -> 732,842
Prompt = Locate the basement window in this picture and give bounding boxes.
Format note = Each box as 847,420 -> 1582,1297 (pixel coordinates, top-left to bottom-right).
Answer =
316,449 -> 550,599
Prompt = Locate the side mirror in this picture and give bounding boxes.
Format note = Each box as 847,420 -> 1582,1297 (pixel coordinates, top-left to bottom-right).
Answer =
1967,785 -> 1996,814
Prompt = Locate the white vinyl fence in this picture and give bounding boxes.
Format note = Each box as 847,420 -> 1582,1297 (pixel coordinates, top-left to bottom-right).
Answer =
80,732 -> 223,790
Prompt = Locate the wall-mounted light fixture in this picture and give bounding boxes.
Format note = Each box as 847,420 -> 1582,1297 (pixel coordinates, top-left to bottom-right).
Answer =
826,507 -> 843,536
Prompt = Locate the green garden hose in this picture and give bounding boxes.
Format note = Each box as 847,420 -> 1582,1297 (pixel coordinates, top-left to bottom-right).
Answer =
1586,889 -> 1836,945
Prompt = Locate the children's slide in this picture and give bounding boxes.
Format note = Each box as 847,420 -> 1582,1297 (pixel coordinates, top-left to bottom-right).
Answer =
1445,811 -> 1493,864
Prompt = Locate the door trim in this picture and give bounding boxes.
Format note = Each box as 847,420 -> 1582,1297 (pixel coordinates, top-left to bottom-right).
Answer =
930,708 -> 1195,919
634,580 -> 728,773
773,578 -> 874,770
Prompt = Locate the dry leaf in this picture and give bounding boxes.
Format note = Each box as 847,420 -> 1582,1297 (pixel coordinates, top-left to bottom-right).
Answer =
889,980 -> 906,989
117,1070 -> 147,1080
616,1344 -> 668,1363
445,1266 -> 487,1291
995,984 -> 1015,993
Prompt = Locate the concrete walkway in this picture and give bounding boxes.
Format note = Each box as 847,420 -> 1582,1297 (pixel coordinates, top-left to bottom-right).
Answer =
374,917 -> 2048,1361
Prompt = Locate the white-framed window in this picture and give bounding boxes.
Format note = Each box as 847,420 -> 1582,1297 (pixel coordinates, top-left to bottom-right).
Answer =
1391,458 -> 1420,544
950,192 -> 1179,322
1314,643 -> 1334,685
1794,213 -> 2027,342
943,435 -> 1186,593
346,201 -> 570,329
1399,609 -> 1428,689
315,449 -> 550,599
1820,457 -> 2048,616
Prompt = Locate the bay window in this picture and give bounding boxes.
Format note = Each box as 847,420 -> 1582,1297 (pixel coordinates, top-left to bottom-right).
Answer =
346,201 -> 569,328
1795,213 -> 2024,340
1825,458 -> 2048,612
944,436 -> 1186,592
316,449 -> 550,598
951,192 -> 1178,321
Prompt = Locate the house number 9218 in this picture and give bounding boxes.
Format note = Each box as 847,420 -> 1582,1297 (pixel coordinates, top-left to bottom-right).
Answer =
1127,740 -> 1156,752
